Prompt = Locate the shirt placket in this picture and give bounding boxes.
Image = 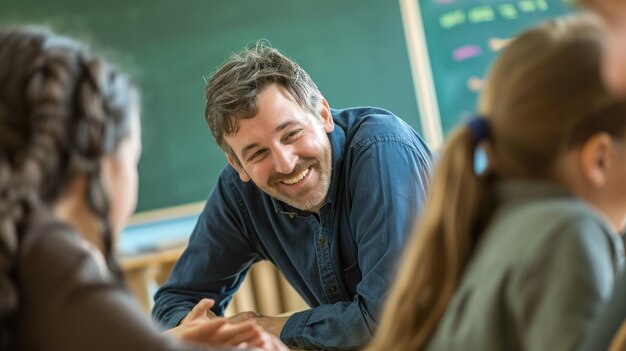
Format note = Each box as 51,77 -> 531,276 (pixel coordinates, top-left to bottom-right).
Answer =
315,207 -> 342,303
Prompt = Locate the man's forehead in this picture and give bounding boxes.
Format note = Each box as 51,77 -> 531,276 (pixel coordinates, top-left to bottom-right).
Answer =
225,115 -> 308,154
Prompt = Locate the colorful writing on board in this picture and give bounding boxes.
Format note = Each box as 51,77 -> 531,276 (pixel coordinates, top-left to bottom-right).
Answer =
440,0 -> 551,29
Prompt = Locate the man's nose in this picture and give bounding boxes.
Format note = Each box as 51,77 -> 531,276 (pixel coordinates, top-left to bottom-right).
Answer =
273,147 -> 297,174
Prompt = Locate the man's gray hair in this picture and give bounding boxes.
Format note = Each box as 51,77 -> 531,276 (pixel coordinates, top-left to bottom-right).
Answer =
204,41 -> 323,163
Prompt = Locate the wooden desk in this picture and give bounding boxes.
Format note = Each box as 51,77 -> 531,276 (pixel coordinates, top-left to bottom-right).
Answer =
119,246 -> 185,312
120,248 -> 310,350
119,247 -> 309,318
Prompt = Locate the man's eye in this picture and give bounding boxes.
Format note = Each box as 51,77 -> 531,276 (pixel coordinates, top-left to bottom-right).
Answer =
284,129 -> 302,141
247,149 -> 266,162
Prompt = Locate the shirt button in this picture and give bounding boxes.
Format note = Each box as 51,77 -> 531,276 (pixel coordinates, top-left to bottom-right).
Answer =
329,285 -> 337,293
319,237 -> 327,245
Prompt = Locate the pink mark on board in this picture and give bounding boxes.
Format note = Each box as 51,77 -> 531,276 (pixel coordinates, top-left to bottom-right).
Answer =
453,45 -> 482,62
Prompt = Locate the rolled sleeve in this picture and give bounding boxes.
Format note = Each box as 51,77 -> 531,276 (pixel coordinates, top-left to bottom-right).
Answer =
152,171 -> 258,328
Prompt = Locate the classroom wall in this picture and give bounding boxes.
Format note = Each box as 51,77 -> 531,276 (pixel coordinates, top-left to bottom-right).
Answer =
2,0 -> 420,212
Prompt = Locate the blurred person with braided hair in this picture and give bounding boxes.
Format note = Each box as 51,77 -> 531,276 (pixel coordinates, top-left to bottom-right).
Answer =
0,26 -> 287,351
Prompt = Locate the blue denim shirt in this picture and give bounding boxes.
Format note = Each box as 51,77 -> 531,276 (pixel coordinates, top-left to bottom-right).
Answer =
153,107 -> 434,350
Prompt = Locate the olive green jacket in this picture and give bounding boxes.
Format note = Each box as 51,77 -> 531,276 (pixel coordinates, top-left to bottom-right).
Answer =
427,181 -> 624,351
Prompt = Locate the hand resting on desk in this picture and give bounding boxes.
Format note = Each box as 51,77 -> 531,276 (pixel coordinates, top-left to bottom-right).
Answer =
167,298 -> 288,350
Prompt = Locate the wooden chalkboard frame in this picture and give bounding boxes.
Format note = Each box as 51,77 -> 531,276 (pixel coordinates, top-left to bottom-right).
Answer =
400,0 -> 445,149
399,0 -> 575,149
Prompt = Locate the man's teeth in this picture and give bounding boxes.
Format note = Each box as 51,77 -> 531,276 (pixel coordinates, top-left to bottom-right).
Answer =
282,168 -> 310,185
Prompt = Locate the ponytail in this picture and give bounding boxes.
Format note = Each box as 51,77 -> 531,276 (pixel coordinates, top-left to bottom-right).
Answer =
367,124 -> 492,350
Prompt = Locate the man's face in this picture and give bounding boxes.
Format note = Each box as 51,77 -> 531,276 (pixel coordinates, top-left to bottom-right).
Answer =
584,0 -> 626,93
224,83 -> 334,213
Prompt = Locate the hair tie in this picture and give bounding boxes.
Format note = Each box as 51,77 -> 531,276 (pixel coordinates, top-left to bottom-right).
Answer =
466,115 -> 491,144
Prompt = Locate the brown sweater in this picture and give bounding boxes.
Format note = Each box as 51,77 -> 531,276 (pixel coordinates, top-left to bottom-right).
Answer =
11,218 -> 213,351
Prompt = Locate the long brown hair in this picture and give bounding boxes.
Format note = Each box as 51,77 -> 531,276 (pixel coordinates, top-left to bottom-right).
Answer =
0,26 -> 138,346
367,14 -> 626,350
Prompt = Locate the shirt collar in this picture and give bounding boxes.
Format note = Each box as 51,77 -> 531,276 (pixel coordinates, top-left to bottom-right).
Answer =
493,179 -> 619,244
493,179 -> 611,228
494,179 -> 574,205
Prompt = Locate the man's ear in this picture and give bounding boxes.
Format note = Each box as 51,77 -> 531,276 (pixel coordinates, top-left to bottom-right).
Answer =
227,153 -> 251,182
319,98 -> 334,133
579,132 -> 613,188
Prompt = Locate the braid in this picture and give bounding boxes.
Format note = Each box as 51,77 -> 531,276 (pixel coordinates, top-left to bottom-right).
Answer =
0,161 -> 19,332
73,54 -> 136,282
0,26 -> 138,344
0,30 -> 76,339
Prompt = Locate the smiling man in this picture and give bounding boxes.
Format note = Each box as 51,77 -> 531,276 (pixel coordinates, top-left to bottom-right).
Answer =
226,83 -> 334,214
152,42 -> 434,350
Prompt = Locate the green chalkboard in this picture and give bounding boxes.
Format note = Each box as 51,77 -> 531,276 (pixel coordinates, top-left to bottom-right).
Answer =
401,0 -> 575,147
3,0 -> 419,212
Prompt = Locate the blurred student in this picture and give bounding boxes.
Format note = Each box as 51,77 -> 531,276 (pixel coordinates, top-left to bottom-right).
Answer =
573,2 -> 626,350
0,26 -> 286,351
366,15 -> 626,351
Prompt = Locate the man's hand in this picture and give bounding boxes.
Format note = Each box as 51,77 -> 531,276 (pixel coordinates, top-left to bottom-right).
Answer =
255,315 -> 290,339
165,299 -> 288,350
228,310 -> 261,324
228,311 -> 290,338
179,299 -> 220,325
